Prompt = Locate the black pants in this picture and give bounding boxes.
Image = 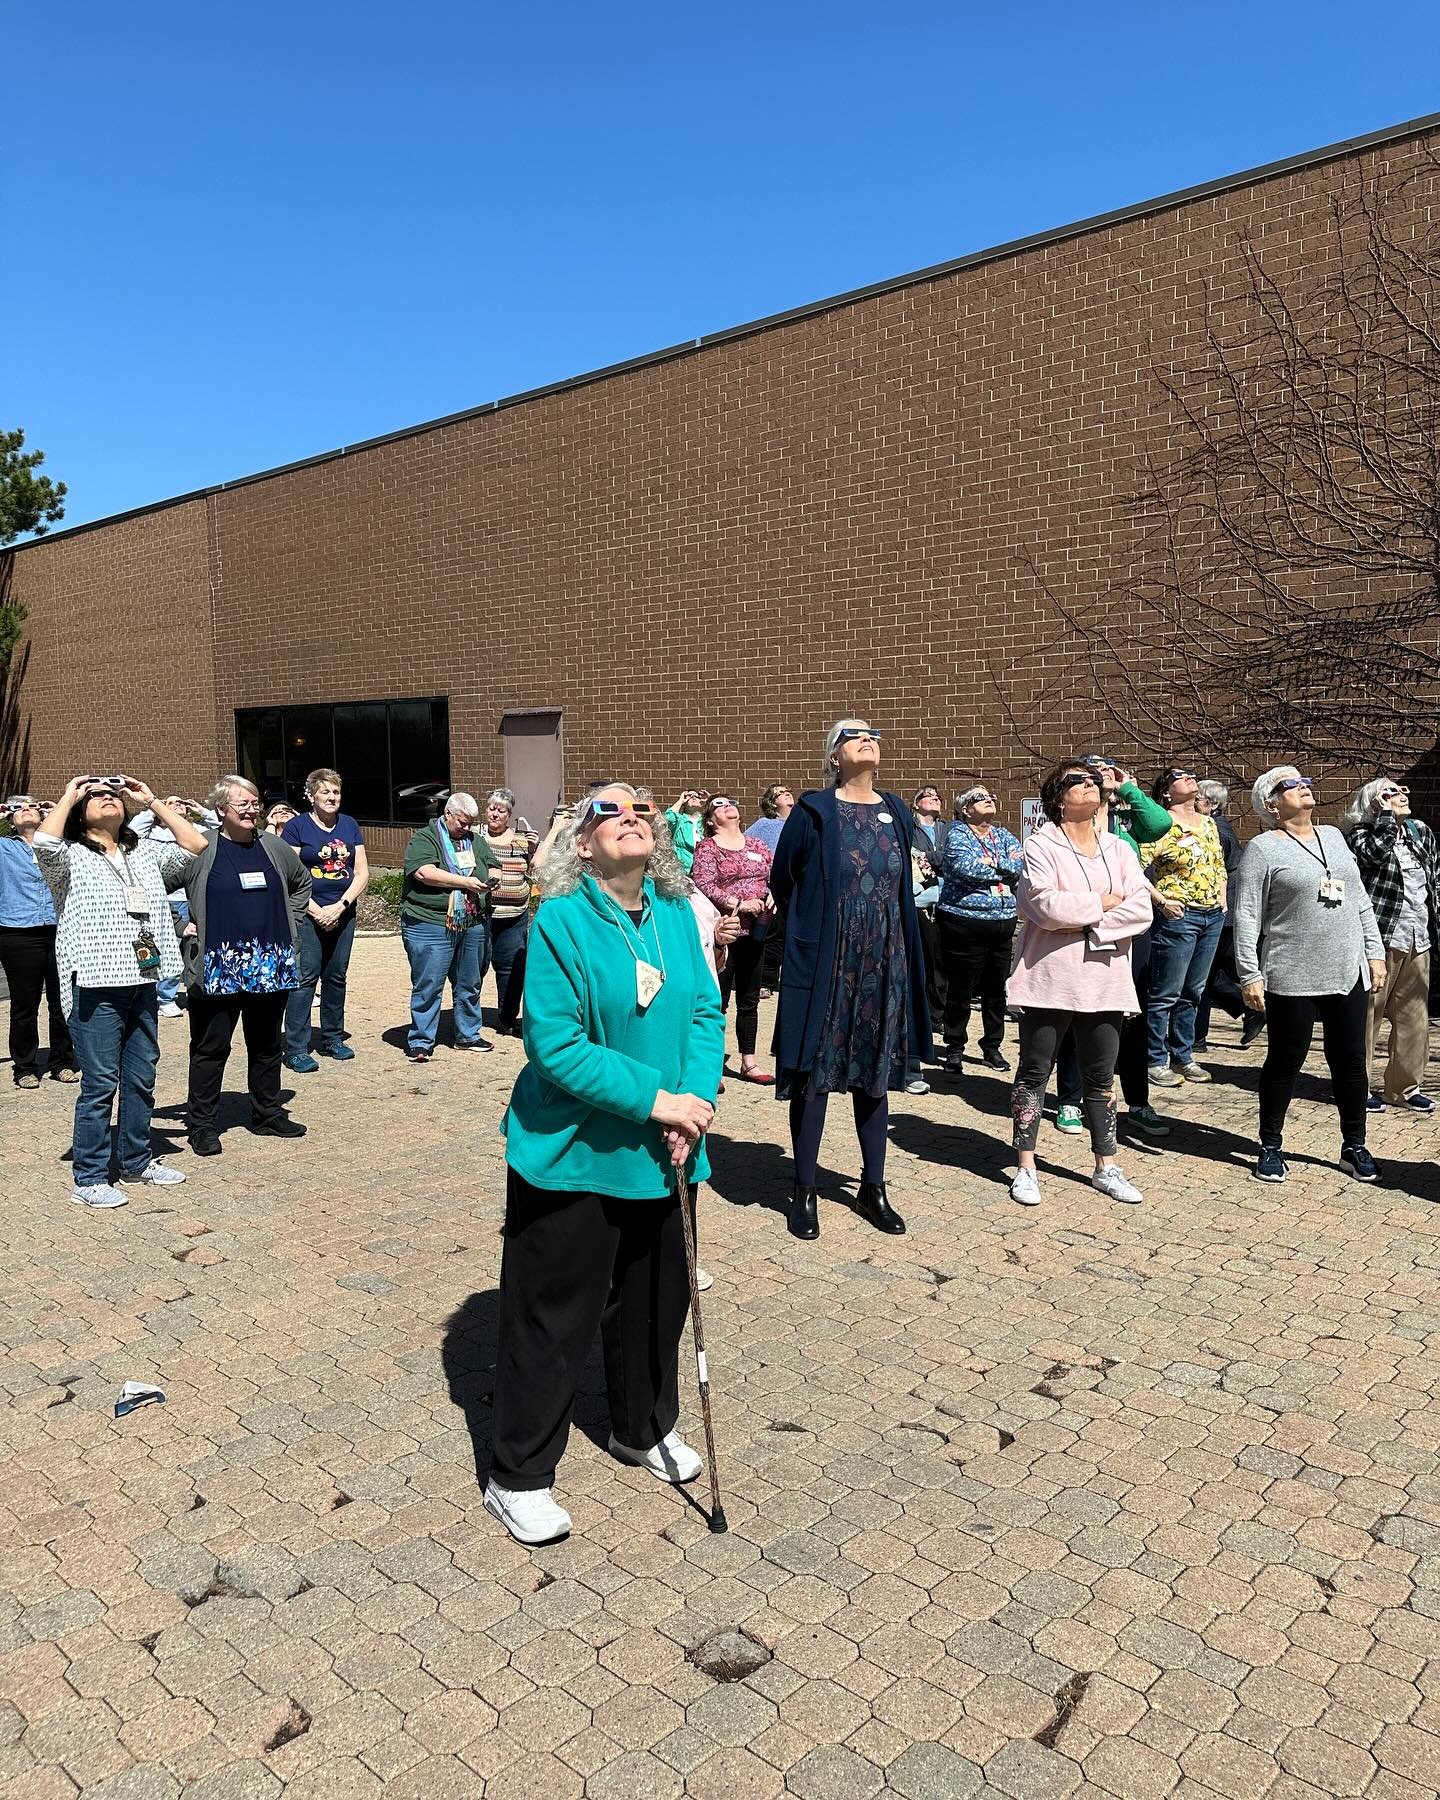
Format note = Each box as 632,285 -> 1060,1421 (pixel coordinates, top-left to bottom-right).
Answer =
1059,931 -> 1151,1109
720,933 -> 765,1056
490,912 -> 529,1029
490,1169 -> 690,1490
1195,924 -> 1245,1042
938,914 -> 1014,1054
0,926 -> 73,1079
1259,980 -> 1368,1149
760,926 -> 782,992
187,992 -> 287,1134
915,906 -> 948,1022
1013,1009 -> 1121,1155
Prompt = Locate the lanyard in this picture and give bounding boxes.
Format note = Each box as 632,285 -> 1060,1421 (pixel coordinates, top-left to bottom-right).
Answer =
1281,827 -> 1330,873
1064,831 -> 1112,891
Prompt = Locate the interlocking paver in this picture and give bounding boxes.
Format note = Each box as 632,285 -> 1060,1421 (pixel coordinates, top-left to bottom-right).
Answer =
1,952 -> 1437,1795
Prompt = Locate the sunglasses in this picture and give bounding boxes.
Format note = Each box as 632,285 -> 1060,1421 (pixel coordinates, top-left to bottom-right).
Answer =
834,727 -> 881,744
1379,785 -> 1410,799
1059,773 -> 1100,792
584,798 -> 657,823
1273,778 -> 1313,795
1163,769 -> 1197,783
706,797 -> 737,810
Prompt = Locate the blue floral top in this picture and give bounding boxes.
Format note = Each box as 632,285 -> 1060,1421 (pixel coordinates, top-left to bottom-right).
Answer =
937,821 -> 1024,921
202,837 -> 299,995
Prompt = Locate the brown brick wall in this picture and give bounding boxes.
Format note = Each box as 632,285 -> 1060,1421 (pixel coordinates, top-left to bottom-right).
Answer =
9,129 -> 1438,844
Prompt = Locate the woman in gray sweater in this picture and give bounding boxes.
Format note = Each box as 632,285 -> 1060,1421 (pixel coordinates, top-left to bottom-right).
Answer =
1232,766 -> 1386,1184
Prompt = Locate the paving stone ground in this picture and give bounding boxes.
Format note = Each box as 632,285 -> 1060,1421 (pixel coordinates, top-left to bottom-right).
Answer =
3,936 -> 1439,1798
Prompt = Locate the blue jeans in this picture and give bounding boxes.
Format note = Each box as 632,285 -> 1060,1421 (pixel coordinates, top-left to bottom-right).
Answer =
490,911 -> 529,1028
402,919 -> 489,1052
286,912 -> 357,1056
1146,907 -> 1224,1068
156,897 -> 189,1007
69,985 -> 161,1184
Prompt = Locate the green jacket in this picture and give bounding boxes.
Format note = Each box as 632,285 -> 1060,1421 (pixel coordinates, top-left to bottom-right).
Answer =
504,876 -> 725,1198
401,821 -> 498,925
1109,782 -> 1174,855
663,807 -> 700,873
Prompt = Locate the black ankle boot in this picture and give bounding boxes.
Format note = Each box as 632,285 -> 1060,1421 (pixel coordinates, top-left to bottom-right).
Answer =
788,1184 -> 819,1240
857,1180 -> 906,1235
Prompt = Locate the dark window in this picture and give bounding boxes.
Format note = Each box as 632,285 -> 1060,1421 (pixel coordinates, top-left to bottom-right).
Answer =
235,699 -> 450,826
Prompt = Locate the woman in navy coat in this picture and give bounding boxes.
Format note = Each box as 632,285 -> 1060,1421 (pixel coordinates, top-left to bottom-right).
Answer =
769,718 -> 934,1239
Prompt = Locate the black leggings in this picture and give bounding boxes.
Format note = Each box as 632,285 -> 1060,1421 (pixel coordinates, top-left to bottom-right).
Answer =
790,1087 -> 890,1185
720,933 -> 765,1057
1259,980 -> 1368,1148
1013,1009 -> 1121,1155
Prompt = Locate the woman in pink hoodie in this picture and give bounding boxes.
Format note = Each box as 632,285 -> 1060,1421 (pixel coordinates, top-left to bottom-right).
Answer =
1007,761 -> 1155,1208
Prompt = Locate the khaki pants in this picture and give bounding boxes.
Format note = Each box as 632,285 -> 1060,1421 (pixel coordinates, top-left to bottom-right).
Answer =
1366,944 -> 1431,1101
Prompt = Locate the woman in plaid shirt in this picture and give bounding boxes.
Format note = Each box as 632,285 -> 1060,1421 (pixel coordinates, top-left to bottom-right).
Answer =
1342,778 -> 1440,1115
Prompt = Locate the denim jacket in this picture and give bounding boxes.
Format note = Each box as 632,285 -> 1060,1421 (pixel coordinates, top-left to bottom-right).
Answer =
937,821 -> 1024,921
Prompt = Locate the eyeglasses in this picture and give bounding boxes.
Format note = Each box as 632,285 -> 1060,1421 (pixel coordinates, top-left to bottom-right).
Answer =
1059,773 -> 1100,792
230,801 -> 263,815
1379,785 -> 1410,799
584,798 -> 657,822
834,727 -> 880,744
1273,778 -> 1313,795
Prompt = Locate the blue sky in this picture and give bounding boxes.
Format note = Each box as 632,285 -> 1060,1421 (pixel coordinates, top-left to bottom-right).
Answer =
13,3 -> 1439,531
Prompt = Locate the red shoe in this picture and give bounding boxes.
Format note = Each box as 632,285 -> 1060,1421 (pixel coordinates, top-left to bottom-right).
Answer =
739,1067 -> 775,1086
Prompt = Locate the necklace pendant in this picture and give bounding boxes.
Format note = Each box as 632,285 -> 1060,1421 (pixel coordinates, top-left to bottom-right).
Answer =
636,960 -> 665,1009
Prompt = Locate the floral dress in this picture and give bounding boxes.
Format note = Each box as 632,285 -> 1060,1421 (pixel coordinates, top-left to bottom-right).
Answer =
202,838 -> 298,995
800,801 -> 909,1096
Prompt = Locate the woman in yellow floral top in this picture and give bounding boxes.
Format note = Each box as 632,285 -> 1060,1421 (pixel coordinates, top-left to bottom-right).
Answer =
1140,767 -> 1227,1085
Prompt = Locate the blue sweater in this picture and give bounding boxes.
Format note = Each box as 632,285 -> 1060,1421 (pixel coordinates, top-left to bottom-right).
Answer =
937,821 -> 1024,921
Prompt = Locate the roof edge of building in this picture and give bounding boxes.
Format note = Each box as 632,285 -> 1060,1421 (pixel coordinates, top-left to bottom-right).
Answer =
16,107 -> 1440,552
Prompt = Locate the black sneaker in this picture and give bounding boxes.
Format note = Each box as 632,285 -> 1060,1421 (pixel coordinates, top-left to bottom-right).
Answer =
982,1050 -> 1010,1072
249,1116 -> 307,1139
188,1132 -> 223,1157
1241,1013 -> 1267,1048
1339,1144 -> 1378,1182
1253,1145 -> 1288,1182
1366,1093 -> 1386,1114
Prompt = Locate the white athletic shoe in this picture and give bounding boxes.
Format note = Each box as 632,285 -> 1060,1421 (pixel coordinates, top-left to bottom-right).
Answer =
71,1184 -> 129,1209
482,1481 -> 572,1545
1010,1168 -> 1042,1207
119,1159 -> 187,1187
158,1002 -> 184,1019
609,1428 -> 703,1484
1092,1164 -> 1143,1204
696,1267 -> 714,1292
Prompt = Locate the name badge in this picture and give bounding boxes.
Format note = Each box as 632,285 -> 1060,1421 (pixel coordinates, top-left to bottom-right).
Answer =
1319,875 -> 1345,906
746,850 -> 763,861
124,885 -> 150,917
877,812 -> 893,824
239,870 -> 268,891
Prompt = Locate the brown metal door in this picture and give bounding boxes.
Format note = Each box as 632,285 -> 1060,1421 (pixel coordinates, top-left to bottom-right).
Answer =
500,712 -> 565,831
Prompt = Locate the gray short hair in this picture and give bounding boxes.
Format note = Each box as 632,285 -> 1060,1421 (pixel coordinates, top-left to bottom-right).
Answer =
1251,765 -> 1303,824
538,783 -> 690,901
486,788 -> 516,813
444,791 -> 481,823
953,784 -> 989,816
822,717 -> 872,783
206,775 -> 259,813
1197,779 -> 1229,815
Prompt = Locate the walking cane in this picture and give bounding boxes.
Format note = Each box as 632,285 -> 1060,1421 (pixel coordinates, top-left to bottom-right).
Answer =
676,1165 -> 728,1533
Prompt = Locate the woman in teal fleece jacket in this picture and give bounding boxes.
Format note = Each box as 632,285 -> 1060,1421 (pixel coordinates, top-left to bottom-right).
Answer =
485,785 -> 725,1547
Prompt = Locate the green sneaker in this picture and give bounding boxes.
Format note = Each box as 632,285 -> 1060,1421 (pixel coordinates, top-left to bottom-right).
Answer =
1055,1104 -> 1084,1134
1125,1105 -> 1171,1138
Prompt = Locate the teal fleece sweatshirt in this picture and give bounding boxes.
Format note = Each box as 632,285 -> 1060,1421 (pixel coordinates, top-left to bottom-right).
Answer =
504,875 -> 725,1198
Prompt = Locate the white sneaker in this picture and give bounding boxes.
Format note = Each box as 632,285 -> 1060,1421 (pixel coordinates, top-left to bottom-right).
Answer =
1092,1164 -> 1143,1204
158,1002 -> 184,1019
905,1077 -> 930,1095
1010,1168 -> 1041,1207
71,1184 -> 129,1209
482,1481 -> 572,1545
609,1427 -> 703,1484
119,1159 -> 186,1187
696,1267 -> 714,1292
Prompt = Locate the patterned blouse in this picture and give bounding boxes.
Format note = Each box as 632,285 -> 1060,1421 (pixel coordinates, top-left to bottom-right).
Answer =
32,833 -> 191,1016
690,834 -> 773,916
1141,816 -> 1226,907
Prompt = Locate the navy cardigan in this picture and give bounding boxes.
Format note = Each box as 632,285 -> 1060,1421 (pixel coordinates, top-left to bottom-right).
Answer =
769,787 -> 934,1078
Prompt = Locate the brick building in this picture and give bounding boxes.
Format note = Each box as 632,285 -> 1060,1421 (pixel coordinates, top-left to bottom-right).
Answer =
7,115 -> 1439,862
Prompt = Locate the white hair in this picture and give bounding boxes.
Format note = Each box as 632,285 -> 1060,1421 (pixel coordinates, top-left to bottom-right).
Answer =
486,788 -> 516,812
822,716 -> 871,784
445,791 -> 480,821
1340,777 -> 1397,831
1250,765 -> 1303,825
206,774 -> 260,813
538,783 -> 691,900
1197,779 -> 1229,815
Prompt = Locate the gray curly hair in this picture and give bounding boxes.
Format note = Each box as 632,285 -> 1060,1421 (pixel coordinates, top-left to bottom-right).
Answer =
486,787 -> 516,813
537,783 -> 692,900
